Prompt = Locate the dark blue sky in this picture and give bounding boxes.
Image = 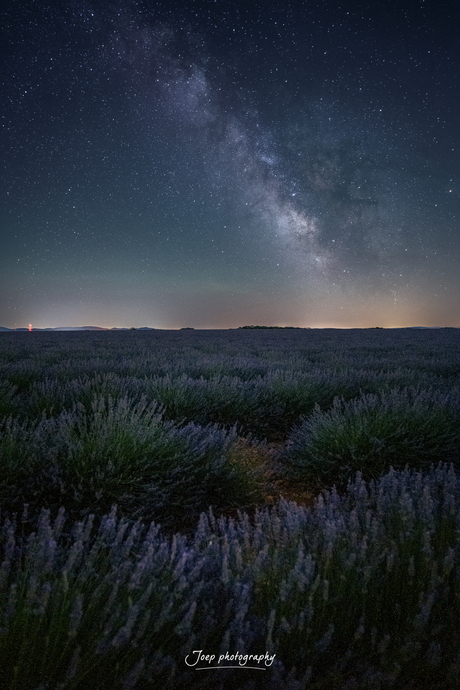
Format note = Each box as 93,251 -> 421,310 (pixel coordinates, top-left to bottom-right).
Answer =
1,0 -> 459,328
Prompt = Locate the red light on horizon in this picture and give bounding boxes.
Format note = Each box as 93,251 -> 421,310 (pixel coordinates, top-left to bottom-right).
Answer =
29,324 -> 32,332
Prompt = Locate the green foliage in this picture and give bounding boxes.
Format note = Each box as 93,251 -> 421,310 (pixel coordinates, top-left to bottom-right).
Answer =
0,395 -> 262,529
283,388 -> 460,485
0,382 -> 18,417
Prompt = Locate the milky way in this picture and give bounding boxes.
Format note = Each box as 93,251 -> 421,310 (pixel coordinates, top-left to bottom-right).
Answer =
1,1 -> 459,328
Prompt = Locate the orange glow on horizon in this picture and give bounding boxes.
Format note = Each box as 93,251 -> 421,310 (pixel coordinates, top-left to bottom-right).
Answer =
29,324 -> 32,331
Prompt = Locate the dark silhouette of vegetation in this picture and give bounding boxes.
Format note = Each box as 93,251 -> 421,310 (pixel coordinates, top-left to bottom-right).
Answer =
238,325 -> 305,329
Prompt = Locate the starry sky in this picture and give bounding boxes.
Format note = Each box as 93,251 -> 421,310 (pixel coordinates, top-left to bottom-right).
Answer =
1,0 -> 459,329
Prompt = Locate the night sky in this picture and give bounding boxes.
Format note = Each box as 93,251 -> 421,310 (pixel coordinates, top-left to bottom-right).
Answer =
2,0 -> 459,329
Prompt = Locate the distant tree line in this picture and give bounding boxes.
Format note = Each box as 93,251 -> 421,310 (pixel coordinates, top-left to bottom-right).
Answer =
238,325 -> 305,329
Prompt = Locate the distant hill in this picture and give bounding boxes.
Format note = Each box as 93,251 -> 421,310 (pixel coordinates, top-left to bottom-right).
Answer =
0,326 -> 158,332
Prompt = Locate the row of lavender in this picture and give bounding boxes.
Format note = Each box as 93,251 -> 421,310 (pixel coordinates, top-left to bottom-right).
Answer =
0,465 -> 459,689
1,329 -> 459,524
1,331 -> 458,441
1,383 -> 459,529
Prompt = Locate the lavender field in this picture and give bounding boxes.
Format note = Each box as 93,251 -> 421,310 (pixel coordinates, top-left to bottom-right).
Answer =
0,328 -> 459,688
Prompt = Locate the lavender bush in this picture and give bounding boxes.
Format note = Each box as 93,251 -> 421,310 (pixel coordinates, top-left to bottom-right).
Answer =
0,464 -> 459,689
0,395 -> 262,529
282,387 -> 460,485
